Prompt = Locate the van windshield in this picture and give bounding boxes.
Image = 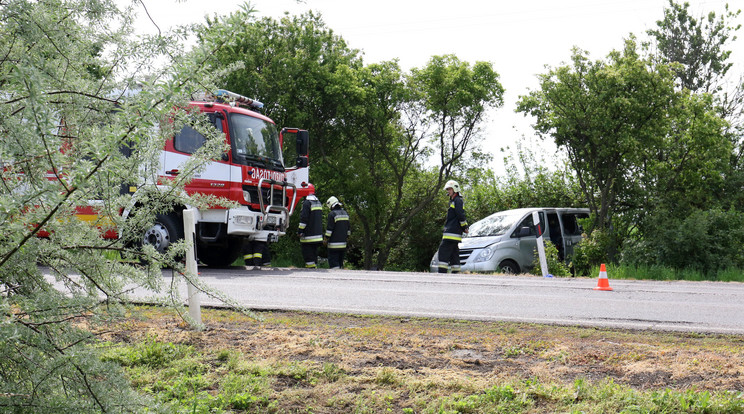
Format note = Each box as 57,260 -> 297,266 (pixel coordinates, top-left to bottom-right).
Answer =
467,210 -> 527,237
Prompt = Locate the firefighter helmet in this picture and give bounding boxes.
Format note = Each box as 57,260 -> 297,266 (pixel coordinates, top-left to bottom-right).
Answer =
444,180 -> 460,193
326,196 -> 341,209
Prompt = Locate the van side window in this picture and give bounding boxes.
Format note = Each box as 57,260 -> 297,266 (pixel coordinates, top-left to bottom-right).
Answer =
562,214 -> 586,236
511,215 -> 536,238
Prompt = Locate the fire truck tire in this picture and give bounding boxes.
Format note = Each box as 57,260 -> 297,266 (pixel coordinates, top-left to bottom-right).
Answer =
197,240 -> 242,268
142,213 -> 184,255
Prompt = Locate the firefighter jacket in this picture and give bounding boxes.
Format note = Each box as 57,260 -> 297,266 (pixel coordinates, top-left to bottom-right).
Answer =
298,195 -> 323,243
442,194 -> 468,242
325,206 -> 350,249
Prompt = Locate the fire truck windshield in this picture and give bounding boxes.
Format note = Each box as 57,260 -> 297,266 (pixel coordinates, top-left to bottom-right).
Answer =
229,113 -> 284,169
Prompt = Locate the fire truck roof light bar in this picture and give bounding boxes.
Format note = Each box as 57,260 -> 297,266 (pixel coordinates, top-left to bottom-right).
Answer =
214,89 -> 264,109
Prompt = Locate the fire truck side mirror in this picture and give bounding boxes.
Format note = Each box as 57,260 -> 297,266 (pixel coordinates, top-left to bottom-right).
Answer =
296,130 -> 309,156
296,156 -> 309,168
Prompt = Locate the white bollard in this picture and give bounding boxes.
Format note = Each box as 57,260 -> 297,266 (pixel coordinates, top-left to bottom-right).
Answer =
183,208 -> 202,325
532,211 -> 550,278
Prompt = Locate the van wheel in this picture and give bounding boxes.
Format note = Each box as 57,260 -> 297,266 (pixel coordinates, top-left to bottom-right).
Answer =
499,259 -> 520,274
142,213 -> 184,254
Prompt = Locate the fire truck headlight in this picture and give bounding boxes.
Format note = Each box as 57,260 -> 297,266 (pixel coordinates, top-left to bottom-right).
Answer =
243,190 -> 252,204
234,215 -> 253,226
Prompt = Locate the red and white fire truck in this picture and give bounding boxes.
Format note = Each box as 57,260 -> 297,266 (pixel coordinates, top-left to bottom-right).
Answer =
122,89 -> 314,267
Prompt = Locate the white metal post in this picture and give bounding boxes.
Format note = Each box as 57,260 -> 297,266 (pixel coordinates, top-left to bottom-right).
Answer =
183,208 -> 202,325
532,211 -> 550,278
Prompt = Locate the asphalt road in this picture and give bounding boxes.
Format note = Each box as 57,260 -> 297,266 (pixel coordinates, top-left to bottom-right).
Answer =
133,267 -> 744,335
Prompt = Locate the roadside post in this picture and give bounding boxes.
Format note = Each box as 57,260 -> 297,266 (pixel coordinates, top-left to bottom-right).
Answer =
183,208 -> 202,326
532,211 -> 551,278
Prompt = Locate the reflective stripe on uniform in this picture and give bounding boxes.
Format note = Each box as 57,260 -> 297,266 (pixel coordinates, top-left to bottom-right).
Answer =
442,232 -> 462,241
328,242 -> 347,249
301,235 -> 323,243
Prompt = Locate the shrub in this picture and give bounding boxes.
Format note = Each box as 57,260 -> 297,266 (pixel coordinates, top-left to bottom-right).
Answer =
532,241 -> 571,277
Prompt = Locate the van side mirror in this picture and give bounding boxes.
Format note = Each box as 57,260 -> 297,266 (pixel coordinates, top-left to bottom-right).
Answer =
296,130 -> 309,156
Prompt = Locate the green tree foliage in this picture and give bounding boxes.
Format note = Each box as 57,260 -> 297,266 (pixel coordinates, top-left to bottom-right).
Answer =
647,0 -> 744,213
517,40 -> 678,231
647,0 -> 741,94
517,39 -> 730,263
198,11 -> 505,270
0,0 -> 234,411
466,155 -> 585,224
622,209 -> 744,275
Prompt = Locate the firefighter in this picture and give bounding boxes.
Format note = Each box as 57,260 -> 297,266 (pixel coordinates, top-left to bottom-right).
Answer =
243,239 -> 268,269
298,193 -> 323,268
437,180 -> 468,273
324,196 -> 350,269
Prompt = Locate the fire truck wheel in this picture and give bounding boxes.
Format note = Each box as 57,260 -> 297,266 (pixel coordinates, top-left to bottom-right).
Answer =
197,240 -> 242,268
142,213 -> 184,254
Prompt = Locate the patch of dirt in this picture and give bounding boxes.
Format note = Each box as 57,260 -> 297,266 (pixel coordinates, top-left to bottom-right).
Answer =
105,307 -> 744,393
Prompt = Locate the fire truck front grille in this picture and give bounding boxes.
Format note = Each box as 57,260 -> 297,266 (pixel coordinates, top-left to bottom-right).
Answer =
244,185 -> 286,206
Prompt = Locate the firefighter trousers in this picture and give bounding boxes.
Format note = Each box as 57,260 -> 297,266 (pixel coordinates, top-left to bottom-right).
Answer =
301,242 -> 321,268
437,239 -> 461,273
328,249 -> 346,269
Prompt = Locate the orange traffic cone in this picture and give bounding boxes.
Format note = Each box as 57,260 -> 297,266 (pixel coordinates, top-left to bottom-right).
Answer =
593,263 -> 613,291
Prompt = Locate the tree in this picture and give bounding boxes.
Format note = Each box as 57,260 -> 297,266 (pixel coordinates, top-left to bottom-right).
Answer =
517,39 -> 730,261
517,40 -> 677,231
345,56 -> 504,270
647,0 -> 741,94
0,0 -> 233,411
199,10 -> 505,270
647,1 -> 744,210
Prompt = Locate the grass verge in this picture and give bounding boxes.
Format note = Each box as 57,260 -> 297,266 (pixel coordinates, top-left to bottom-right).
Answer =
98,306 -> 744,413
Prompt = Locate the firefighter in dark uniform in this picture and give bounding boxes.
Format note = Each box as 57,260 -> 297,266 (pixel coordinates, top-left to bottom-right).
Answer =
298,193 -> 323,268
437,180 -> 468,273
324,196 -> 350,269
243,240 -> 266,269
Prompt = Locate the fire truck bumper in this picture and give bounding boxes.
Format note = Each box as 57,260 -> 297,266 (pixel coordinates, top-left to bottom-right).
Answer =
226,207 -> 287,236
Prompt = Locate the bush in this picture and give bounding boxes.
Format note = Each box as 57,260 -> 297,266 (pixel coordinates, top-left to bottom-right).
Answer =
532,241 -> 571,277
622,209 -> 744,275
572,229 -> 612,276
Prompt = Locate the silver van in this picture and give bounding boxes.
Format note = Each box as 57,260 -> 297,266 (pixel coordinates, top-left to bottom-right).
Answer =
430,207 -> 590,274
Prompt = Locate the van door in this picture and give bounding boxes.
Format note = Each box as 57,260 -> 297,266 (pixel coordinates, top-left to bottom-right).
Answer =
511,211 -> 545,271
546,212 -> 564,260
559,211 -> 589,261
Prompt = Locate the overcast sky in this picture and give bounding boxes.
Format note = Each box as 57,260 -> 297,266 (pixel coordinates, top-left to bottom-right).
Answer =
130,0 -> 743,174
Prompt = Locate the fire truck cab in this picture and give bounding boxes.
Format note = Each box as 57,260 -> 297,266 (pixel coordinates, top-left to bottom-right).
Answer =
129,89 -> 313,267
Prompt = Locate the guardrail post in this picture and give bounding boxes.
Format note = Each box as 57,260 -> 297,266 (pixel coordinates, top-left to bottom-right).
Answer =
532,211 -> 551,278
183,208 -> 202,326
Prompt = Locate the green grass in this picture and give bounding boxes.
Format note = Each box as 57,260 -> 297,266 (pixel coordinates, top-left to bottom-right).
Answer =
100,331 -> 744,413
588,264 -> 744,282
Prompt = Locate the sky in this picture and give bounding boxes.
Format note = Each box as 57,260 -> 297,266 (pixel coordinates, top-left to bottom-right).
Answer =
128,0 -> 744,174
